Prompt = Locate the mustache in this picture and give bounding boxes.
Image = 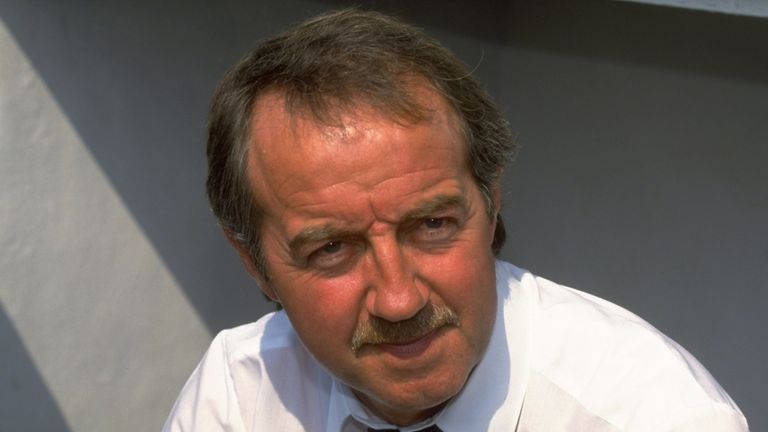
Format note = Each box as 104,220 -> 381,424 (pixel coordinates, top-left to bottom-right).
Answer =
350,303 -> 460,356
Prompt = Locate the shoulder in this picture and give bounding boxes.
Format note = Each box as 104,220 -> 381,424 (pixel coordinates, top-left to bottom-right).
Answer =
216,309 -> 302,366
498,263 -> 749,431
163,311 -> 333,431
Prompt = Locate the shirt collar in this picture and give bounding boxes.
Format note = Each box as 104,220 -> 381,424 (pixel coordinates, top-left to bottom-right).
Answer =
326,260 -> 531,432
327,379 -> 440,432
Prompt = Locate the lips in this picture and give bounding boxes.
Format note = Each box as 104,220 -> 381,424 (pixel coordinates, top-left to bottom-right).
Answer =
377,328 -> 440,359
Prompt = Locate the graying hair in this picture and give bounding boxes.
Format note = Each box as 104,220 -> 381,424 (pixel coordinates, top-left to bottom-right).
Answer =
206,8 -> 517,277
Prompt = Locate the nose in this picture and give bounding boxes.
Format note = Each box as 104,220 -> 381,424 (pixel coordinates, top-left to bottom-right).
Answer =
365,235 -> 428,322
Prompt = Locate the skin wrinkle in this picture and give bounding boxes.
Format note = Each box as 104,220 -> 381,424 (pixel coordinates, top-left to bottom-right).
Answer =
206,10 -> 517,283
243,86 -> 499,425
202,11 -> 519,425
288,194 -> 468,263
287,170 -> 457,212
252,92 -> 459,201
263,164 -> 395,213
271,170 -> 463,244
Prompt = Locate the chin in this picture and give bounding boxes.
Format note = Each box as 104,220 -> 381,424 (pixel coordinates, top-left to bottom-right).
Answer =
354,366 -> 470,425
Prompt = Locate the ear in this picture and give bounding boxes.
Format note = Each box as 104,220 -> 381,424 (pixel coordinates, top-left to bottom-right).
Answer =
491,177 -> 501,215
489,172 -> 502,229
222,229 -> 280,302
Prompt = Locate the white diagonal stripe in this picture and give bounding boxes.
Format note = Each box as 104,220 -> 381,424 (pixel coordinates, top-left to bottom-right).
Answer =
0,19 -> 211,432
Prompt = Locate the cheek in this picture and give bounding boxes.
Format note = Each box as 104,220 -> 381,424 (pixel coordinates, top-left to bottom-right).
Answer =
417,235 -> 497,324
278,272 -> 366,352
420,251 -> 493,304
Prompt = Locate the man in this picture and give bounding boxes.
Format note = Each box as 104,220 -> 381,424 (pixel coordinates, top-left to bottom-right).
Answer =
164,9 -> 748,431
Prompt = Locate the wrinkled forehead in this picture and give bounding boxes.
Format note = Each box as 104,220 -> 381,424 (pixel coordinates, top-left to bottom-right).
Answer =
245,83 -> 471,218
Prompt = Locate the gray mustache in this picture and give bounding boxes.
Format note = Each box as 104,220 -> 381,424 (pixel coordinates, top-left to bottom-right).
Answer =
350,303 -> 460,356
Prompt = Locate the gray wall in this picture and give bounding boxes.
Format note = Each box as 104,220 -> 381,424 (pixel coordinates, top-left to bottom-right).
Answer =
0,1 -> 765,431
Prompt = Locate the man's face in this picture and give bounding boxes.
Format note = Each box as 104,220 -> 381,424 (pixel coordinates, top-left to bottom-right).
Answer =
245,86 -> 498,425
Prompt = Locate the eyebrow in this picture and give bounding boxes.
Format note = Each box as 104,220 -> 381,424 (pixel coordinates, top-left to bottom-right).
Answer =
288,225 -> 357,262
400,194 -> 469,224
287,193 -> 469,260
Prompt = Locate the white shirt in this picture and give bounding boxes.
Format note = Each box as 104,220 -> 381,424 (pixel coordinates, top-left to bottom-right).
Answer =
163,261 -> 749,431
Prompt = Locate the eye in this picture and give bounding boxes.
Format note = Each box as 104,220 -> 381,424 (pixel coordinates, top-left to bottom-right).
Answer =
321,241 -> 342,254
414,217 -> 457,243
307,240 -> 355,270
424,218 -> 444,229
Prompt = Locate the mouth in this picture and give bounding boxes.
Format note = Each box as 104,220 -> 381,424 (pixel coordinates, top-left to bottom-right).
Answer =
376,327 -> 442,359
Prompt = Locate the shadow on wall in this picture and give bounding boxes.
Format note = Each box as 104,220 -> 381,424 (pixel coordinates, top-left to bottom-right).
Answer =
0,304 -> 70,432
0,1 -> 294,334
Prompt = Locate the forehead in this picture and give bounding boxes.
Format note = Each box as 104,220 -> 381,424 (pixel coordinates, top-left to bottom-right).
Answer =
247,88 -> 474,243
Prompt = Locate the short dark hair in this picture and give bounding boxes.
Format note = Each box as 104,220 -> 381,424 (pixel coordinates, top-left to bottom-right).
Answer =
206,8 -> 516,277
